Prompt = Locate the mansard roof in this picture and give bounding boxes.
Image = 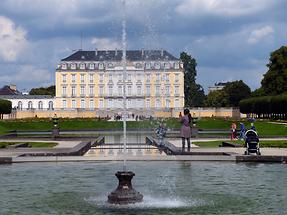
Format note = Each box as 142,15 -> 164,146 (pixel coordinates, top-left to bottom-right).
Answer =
61,50 -> 179,62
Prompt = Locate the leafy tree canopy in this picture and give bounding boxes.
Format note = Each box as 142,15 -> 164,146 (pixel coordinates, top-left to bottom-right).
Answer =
180,52 -> 205,107
0,99 -> 12,117
260,46 -> 287,95
29,85 -> 55,96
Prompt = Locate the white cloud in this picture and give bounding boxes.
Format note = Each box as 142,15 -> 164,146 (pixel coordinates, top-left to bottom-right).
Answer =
0,65 -> 51,83
176,0 -> 274,17
91,37 -> 121,49
0,16 -> 27,61
247,25 -> 274,44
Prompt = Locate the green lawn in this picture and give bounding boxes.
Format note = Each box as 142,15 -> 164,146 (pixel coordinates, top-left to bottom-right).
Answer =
0,142 -> 58,148
0,117 -> 286,137
193,140 -> 287,148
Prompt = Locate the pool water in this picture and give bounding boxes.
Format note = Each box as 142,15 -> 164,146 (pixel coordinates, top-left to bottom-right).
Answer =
0,162 -> 286,215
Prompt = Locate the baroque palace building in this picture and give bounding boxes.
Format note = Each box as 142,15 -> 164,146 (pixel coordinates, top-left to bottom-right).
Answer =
55,49 -> 184,116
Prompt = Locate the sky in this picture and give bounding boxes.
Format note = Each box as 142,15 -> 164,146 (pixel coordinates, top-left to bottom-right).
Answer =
0,0 -> 286,93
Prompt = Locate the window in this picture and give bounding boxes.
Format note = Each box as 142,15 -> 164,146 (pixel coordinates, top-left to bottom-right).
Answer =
89,100 -> 94,109
156,99 -> 161,108
127,99 -> 131,108
28,101 -> 33,109
135,63 -> 141,68
99,73 -> 104,82
89,63 -> 95,70
108,99 -> 112,108
175,73 -> 179,82
62,64 -> 67,70
99,63 -> 104,70
89,85 -> 94,95
137,86 -> 142,95
80,74 -> 85,83
118,73 -> 123,81
165,73 -> 169,82
175,99 -> 179,108
165,86 -> 170,95
118,85 -> 123,96
18,101 -> 22,110
62,74 -> 67,83
62,86 -> 67,96
72,86 -> 76,96
174,62 -> 179,69
136,73 -> 141,81
48,101 -> 53,110
72,100 -> 76,109
99,86 -> 104,96
81,99 -> 85,109
127,85 -> 132,96
127,74 -> 131,81
80,63 -> 85,70
108,85 -> 113,96
166,99 -> 170,108
155,63 -> 160,69
72,74 -> 76,83
146,85 -> 150,96
156,86 -> 160,95
146,74 -> 150,82
175,86 -> 179,95
62,100 -> 67,109
108,63 -> 113,68
71,63 -> 76,70
38,101 -> 43,110
99,99 -> 104,108
164,63 -> 170,69
156,73 -> 160,82
89,74 -> 94,83
109,74 -> 112,81
146,63 -> 151,69
80,86 -> 85,95
146,99 -> 150,109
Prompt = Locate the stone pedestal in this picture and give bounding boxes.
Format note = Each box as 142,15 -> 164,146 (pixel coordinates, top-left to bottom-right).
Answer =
108,171 -> 143,204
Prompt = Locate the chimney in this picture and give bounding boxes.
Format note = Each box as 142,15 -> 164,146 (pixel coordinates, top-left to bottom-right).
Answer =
141,48 -> 144,57
9,84 -> 17,91
95,48 -> 98,56
115,48 -> 118,55
161,49 -> 164,57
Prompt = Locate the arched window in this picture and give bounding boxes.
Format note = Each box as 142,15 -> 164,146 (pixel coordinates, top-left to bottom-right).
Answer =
48,101 -> 54,110
18,101 -> 23,110
28,101 -> 33,109
38,101 -> 43,110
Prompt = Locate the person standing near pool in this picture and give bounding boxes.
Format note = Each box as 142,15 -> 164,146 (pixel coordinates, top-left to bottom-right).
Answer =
180,108 -> 192,152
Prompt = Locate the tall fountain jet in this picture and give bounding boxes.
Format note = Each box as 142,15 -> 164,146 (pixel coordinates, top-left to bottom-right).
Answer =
107,0 -> 143,204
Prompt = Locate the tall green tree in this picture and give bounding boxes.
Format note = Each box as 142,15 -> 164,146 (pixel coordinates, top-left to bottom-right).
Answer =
29,85 -> 55,96
0,99 -> 12,119
261,46 -> 287,95
180,52 -> 205,107
205,80 -> 251,107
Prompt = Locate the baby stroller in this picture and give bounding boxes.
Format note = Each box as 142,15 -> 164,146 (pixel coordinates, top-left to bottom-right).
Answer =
244,130 -> 261,155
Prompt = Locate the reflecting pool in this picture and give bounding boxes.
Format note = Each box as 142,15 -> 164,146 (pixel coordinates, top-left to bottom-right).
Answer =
0,162 -> 286,215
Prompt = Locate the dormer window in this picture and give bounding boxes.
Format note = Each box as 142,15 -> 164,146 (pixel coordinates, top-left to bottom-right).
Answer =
71,63 -> 76,70
80,63 -> 85,70
164,63 -> 170,69
99,63 -> 104,70
155,62 -> 161,69
146,63 -> 151,69
135,63 -> 141,69
174,62 -> 179,69
89,63 -> 95,70
62,64 -> 67,70
108,63 -> 113,68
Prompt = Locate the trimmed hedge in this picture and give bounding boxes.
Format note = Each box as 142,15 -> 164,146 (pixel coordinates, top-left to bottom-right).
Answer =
0,99 -> 12,118
239,94 -> 287,119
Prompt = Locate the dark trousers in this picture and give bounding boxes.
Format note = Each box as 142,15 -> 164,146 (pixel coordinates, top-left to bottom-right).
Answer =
182,137 -> 190,151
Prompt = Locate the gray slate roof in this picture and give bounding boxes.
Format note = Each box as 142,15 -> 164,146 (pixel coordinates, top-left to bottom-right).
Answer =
61,50 -> 179,62
0,95 -> 54,99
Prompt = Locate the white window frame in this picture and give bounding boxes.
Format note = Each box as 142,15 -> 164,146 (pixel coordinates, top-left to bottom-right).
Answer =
72,86 -> 76,96
81,99 -> 85,109
80,86 -> 85,95
72,100 -> 76,109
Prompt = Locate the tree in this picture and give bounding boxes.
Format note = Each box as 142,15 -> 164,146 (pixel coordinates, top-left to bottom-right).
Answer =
29,85 -> 55,96
223,80 -> 251,107
261,46 -> 287,95
180,52 -> 205,107
204,90 -> 228,107
0,99 -> 12,119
